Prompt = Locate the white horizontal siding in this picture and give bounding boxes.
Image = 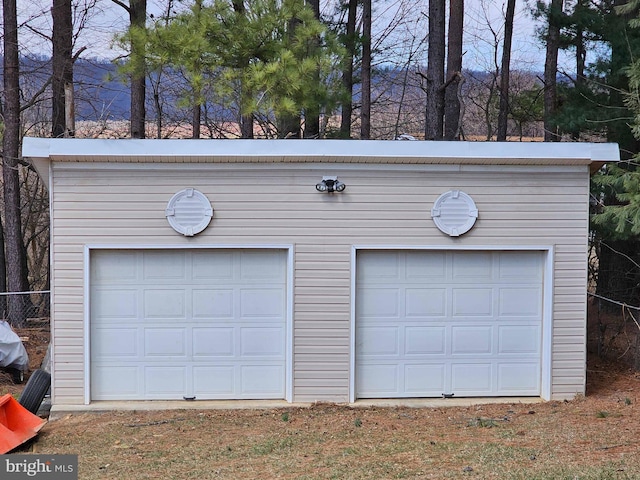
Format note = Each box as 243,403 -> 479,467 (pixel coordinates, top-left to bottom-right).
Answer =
48,162 -> 590,405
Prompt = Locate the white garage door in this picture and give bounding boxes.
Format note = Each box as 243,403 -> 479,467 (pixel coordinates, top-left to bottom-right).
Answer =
90,249 -> 287,401
356,250 -> 543,398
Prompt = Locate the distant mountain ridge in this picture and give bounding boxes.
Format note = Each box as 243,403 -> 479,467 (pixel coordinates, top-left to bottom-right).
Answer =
10,56 -> 545,139
19,55 -> 131,121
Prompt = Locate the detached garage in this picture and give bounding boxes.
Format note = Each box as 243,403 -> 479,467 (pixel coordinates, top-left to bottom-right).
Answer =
22,138 -> 619,412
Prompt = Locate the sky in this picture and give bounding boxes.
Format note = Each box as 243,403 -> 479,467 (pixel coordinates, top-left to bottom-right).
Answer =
15,0 -> 570,73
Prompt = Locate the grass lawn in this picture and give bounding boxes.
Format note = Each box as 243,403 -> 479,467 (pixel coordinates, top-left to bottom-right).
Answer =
20,359 -> 640,479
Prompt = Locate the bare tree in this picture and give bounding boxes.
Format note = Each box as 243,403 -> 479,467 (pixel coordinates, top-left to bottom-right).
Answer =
52,0 -> 74,138
497,0 -> 516,141
191,0 -> 203,139
360,0 -> 372,138
112,0 -> 147,138
2,0 -> 29,325
278,15 -> 304,139
0,211 -> 5,317
304,0 -> 321,138
444,0 -> 464,140
425,0 -> 445,140
574,0 -> 586,88
339,0 -> 358,138
544,0 -> 563,142
232,0 -> 254,139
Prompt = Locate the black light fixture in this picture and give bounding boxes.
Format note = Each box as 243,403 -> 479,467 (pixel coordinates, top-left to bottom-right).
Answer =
316,176 -> 346,193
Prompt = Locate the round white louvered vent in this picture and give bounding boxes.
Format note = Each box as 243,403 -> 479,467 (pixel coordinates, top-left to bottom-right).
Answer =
431,190 -> 478,237
165,188 -> 213,237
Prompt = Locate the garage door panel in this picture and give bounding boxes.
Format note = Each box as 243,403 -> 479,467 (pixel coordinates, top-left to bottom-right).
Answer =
193,366 -> 234,395
357,364 -> 399,395
406,251 -> 446,279
452,252 -> 493,278
497,363 -> 539,393
499,252 -> 543,280
451,363 -> 493,392
192,327 -> 235,357
91,249 -> 287,400
405,364 -> 445,393
92,366 -> 139,398
356,250 -> 543,398
357,252 -> 400,279
499,287 -> 541,316
358,327 -> 399,356
91,251 -> 137,283
192,251 -> 234,280
241,365 -> 285,395
145,366 -> 186,396
406,288 -> 447,316
240,327 -> 285,356
498,325 -> 541,354
240,252 -> 287,280
358,288 -> 400,317
144,289 -> 186,318
240,288 -> 285,317
144,328 -> 186,357
92,289 -> 137,319
192,289 -> 234,318
404,326 -> 446,355
452,288 -> 493,316
92,328 -> 138,358
451,326 -> 493,354
143,251 -> 186,280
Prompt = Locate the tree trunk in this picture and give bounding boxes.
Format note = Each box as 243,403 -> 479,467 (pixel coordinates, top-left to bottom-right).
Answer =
191,0 -> 202,139
152,84 -> 162,138
129,0 -> 147,138
575,0 -> 586,88
497,0 -> 516,141
279,15 -> 302,138
339,0 -> 357,139
544,0 -> 562,142
231,0 -> 254,138
571,9 -> 585,140
444,0 -> 463,140
240,112 -> 254,139
192,105 -> 201,139
304,0 -> 321,139
425,0 -> 445,140
483,77 -> 497,140
394,36 -> 417,139
64,83 -> 75,135
360,0 -> 372,139
0,217 -> 6,318
3,0 -> 28,326
52,0 -> 73,138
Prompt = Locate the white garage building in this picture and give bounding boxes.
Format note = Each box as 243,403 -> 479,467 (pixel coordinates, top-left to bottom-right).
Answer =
22,138 -> 619,411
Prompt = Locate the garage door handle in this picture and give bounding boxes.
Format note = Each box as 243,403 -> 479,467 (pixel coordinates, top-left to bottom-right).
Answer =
183,396 -> 196,401
442,393 -> 454,399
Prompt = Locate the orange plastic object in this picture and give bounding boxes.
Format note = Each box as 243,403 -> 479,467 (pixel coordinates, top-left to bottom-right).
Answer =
0,393 -> 47,454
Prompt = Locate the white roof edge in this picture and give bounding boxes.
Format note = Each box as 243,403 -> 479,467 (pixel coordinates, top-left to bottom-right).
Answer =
22,137 -> 52,158
589,142 -> 621,162
22,137 -> 620,162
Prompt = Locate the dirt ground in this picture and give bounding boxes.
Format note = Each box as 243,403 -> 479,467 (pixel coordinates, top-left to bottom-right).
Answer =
3,325 -> 640,479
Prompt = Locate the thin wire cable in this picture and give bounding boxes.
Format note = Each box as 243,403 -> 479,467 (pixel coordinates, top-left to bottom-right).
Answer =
588,291 -> 640,312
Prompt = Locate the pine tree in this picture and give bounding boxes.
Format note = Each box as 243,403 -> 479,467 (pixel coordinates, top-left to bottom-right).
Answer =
136,0 -> 345,139
567,0 -> 640,305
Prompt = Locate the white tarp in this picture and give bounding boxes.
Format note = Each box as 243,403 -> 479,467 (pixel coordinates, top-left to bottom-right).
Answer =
0,320 -> 29,371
